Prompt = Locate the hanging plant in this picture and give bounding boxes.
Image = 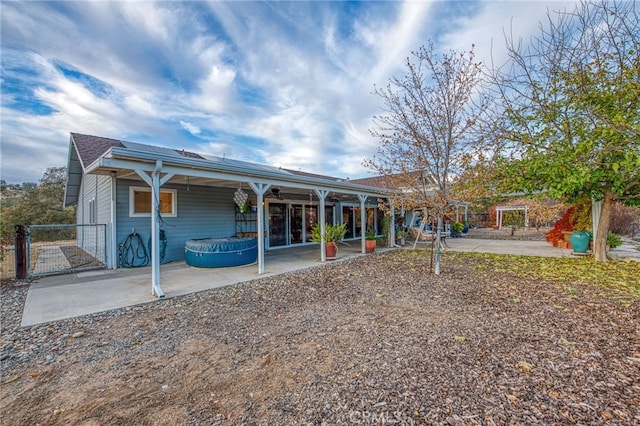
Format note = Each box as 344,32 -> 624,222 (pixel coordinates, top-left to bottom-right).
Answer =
233,188 -> 248,212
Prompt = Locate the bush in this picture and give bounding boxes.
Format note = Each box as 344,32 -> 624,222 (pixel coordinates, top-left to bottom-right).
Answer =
609,203 -> 640,237
607,232 -> 623,249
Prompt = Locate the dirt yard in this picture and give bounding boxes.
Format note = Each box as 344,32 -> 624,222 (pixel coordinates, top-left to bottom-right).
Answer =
1,250 -> 639,425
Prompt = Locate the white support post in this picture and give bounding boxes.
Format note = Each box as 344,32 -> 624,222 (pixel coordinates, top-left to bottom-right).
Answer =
150,166 -> 163,297
358,194 -> 367,253
135,161 -> 173,298
389,202 -> 395,248
248,182 -> 270,274
315,189 -> 329,262
110,172 -> 117,269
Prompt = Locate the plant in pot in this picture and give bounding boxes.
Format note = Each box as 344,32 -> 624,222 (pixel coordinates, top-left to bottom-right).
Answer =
310,223 -> 347,260
451,222 -> 465,238
396,230 -> 408,246
569,202 -> 592,253
365,226 -> 377,253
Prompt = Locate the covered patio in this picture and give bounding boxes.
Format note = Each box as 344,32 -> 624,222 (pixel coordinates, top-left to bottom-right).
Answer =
67,134 -> 396,300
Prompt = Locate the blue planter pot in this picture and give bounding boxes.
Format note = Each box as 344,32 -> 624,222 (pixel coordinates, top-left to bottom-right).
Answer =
569,231 -> 590,253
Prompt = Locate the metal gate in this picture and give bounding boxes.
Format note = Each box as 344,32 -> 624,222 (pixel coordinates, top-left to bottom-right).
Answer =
27,224 -> 107,276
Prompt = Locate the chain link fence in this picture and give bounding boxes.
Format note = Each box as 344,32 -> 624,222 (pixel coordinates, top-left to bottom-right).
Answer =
27,224 -> 107,277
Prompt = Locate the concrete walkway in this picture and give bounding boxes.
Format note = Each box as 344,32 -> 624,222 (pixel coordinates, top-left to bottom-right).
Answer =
444,237 -> 574,257
20,237 -> 638,327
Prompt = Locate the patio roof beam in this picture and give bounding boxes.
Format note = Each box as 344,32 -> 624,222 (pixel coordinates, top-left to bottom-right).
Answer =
93,153 -> 390,199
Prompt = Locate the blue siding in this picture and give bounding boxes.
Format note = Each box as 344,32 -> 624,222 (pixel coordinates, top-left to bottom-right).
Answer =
115,180 -> 239,265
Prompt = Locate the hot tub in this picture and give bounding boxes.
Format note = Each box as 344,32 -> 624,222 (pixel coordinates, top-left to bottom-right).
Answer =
184,237 -> 257,268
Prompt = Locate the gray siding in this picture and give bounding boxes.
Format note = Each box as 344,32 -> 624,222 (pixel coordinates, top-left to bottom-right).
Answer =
115,179 -> 238,265
96,175 -> 112,225
75,173 -> 111,266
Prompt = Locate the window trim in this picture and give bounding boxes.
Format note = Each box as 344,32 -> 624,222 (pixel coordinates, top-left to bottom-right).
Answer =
129,186 -> 177,218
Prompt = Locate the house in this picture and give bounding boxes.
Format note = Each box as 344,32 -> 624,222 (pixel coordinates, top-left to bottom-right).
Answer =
64,133 -> 395,297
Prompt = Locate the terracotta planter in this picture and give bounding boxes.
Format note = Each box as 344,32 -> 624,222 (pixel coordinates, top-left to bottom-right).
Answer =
365,239 -> 376,253
325,242 -> 338,260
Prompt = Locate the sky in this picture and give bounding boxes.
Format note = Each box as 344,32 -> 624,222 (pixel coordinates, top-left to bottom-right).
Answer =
0,0 -> 575,184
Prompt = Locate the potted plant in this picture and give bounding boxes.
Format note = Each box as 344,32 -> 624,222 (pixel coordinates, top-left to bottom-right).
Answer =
569,201 -> 592,253
310,223 -> 347,259
451,222 -> 465,238
396,230 -> 408,246
365,226 -> 377,253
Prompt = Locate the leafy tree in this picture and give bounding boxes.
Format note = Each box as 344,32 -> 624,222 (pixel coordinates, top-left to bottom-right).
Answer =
366,42 -> 487,273
0,167 -> 75,241
489,0 -> 639,261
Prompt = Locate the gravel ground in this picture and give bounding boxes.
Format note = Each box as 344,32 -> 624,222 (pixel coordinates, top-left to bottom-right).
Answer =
1,249 -> 639,425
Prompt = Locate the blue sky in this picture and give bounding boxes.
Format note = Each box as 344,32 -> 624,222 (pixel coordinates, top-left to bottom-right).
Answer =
0,1 -> 573,184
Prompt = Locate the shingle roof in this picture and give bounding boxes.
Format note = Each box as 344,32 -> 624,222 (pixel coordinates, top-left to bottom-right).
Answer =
70,133 -> 124,168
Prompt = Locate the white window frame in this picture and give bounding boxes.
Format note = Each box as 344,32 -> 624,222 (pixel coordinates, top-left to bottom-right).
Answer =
88,197 -> 97,224
129,186 -> 177,218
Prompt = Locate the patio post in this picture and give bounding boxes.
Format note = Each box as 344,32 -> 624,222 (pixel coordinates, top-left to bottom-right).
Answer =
315,189 -> 329,262
135,160 -> 173,297
248,182 -> 270,274
389,202 -> 395,247
358,194 -> 367,253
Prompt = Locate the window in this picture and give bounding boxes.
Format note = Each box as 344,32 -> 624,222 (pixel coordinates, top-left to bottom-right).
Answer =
129,186 -> 177,217
88,197 -> 97,224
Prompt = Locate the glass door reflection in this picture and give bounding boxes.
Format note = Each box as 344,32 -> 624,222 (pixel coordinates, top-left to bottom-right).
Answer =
269,203 -> 287,247
290,205 -> 303,244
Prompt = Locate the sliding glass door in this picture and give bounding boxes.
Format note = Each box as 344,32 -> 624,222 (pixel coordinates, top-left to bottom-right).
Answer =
268,203 -> 287,247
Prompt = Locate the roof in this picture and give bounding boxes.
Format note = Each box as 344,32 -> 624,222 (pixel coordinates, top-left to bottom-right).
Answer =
70,133 -> 125,169
351,170 -> 423,189
64,133 -> 392,207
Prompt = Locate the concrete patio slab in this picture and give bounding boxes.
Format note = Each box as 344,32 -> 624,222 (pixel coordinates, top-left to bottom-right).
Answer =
21,243 -> 371,327
21,236 -> 638,327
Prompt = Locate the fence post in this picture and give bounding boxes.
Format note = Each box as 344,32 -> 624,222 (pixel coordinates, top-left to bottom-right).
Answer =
14,224 -> 27,279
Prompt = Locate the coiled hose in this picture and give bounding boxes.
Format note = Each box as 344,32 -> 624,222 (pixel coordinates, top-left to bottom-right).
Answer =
148,229 -> 167,264
119,231 -> 149,267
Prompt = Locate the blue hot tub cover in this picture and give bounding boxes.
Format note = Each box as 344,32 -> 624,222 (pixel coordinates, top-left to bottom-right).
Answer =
184,237 -> 257,268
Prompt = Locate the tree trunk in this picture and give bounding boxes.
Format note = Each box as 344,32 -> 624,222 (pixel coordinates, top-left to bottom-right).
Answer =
593,190 -> 614,262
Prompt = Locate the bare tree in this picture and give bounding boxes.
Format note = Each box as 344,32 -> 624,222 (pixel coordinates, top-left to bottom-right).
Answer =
366,42 -> 487,274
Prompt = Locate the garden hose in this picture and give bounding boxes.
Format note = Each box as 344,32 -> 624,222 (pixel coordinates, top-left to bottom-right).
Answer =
147,229 -> 167,263
119,231 -> 149,268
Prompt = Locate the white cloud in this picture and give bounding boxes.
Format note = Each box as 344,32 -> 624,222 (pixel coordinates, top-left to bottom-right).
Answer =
180,120 -> 201,136
1,0 -> 578,184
